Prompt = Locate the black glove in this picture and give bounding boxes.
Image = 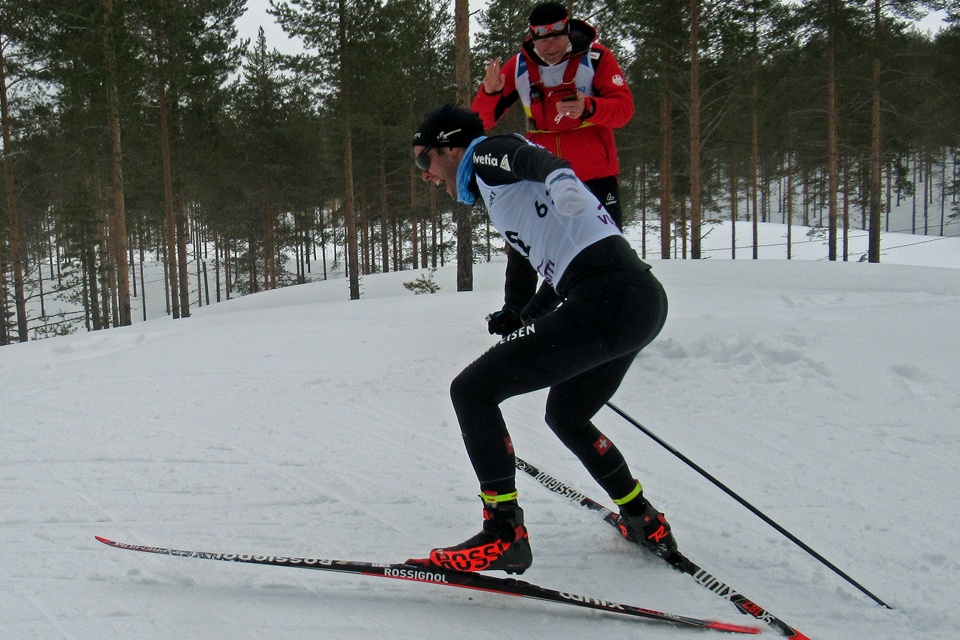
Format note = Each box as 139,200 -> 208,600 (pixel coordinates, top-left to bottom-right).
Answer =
486,309 -> 524,336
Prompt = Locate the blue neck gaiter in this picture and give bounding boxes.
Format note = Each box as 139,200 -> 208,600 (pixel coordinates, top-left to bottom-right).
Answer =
456,136 -> 487,205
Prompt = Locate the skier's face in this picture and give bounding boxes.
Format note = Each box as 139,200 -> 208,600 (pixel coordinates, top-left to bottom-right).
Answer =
414,145 -> 462,201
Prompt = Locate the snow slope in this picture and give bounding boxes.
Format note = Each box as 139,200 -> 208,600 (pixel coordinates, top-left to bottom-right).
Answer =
2,224 -> 959,639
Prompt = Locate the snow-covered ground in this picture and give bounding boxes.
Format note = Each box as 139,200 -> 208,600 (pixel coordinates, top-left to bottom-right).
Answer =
2,222 -> 959,639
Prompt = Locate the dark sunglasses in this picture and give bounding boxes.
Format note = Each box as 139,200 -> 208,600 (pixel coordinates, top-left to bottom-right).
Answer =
530,19 -> 568,38
415,147 -> 435,172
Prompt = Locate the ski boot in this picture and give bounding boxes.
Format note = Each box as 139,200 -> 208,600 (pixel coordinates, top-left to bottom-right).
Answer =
615,482 -> 679,561
408,491 -> 533,575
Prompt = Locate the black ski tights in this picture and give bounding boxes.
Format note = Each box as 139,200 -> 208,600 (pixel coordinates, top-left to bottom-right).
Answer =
450,267 -> 667,502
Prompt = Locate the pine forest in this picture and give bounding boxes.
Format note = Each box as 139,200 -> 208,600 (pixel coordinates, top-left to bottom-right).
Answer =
2,0 -> 959,343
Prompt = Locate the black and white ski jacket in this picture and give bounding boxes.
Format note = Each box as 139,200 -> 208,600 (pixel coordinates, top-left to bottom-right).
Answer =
457,134 -> 623,298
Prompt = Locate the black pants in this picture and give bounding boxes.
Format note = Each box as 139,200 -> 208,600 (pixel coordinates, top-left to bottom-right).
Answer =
450,267 -> 667,502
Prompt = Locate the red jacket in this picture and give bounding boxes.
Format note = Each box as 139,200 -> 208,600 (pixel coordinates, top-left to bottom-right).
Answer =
471,20 -> 634,183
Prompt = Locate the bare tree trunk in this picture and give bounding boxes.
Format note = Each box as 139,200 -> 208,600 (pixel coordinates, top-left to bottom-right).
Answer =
225,235 -> 233,299
85,224 -> 103,330
103,212 -> 119,325
885,159 -> 892,231
939,148 -> 947,235
750,81 -> 759,260
431,191 -> 439,268
339,0 -> 360,299
160,238 -> 170,314
421,214 -> 428,268
688,0 -> 702,259
173,184 -> 190,318
454,0 -> 473,290
730,149 -> 738,259
787,144 -> 794,260
826,2 -> 839,261
842,151 -> 850,260
640,163 -> 648,259
911,151 -> 917,233
342,110 -> 358,297
432,188 -> 441,267
362,193 -> 372,273
103,0 -> 132,325
679,196 -> 688,258
294,213 -> 303,283
0,251 -> 7,344
659,63 -> 673,259
175,190 -> 190,317
0,33 -> 27,341
139,230 -> 147,320
158,76 -> 181,318
193,223 -> 202,306
411,215 -> 419,269
100,221 -> 112,327
91,171 -> 114,328
868,0 -> 882,262
923,146 -> 932,235
381,152 -> 390,272
264,188 -> 276,289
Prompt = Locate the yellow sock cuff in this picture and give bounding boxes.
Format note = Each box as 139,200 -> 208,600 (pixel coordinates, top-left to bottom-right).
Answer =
613,481 -> 643,506
480,490 -> 519,504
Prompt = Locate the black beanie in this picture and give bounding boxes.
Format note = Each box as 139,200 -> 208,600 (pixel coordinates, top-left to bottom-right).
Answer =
528,2 -> 568,26
412,104 -> 484,149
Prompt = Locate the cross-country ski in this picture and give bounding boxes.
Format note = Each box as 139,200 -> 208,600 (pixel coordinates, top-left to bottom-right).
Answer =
95,536 -> 760,634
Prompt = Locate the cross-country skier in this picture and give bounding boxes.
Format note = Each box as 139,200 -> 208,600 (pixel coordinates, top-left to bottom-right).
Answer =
407,104 -> 677,575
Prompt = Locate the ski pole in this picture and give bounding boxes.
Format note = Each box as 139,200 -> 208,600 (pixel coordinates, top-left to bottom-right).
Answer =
604,401 -> 892,609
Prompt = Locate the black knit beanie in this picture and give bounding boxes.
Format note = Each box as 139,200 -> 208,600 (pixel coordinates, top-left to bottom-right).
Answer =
412,104 -> 484,149
528,2 -> 568,26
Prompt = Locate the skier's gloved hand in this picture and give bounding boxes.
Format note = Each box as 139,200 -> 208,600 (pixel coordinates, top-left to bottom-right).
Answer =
486,309 -> 524,336
546,168 -> 589,217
